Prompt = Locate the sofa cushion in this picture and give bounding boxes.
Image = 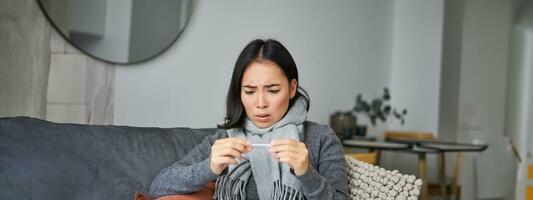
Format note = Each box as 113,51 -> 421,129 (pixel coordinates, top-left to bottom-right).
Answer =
345,156 -> 423,199
0,117 -> 216,200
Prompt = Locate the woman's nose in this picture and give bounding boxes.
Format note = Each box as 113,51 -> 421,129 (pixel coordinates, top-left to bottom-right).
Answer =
256,94 -> 268,109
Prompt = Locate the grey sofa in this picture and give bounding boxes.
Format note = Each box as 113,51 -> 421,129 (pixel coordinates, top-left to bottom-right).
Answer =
0,116 -> 216,199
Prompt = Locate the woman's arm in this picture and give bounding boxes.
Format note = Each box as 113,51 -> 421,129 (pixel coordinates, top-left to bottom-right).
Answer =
296,127 -> 349,200
149,130 -> 226,198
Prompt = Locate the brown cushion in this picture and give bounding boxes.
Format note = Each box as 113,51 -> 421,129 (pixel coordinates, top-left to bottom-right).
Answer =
135,182 -> 215,200
134,192 -> 152,200
157,182 -> 215,200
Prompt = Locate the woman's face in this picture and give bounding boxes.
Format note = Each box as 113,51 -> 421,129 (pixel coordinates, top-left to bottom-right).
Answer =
241,60 -> 297,128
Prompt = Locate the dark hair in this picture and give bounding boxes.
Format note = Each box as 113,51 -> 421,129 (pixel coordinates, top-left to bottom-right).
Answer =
218,39 -> 311,129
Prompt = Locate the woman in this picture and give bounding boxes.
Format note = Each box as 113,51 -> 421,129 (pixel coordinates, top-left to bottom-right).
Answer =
149,39 -> 348,200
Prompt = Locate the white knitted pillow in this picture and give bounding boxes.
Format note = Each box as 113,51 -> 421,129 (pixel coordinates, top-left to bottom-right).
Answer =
345,156 -> 423,200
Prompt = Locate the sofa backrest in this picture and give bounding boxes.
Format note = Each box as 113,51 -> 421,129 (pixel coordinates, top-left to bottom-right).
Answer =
0,117 -> 216,200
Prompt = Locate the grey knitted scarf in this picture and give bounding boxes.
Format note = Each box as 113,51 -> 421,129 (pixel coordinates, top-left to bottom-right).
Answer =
214,97 -> 308,200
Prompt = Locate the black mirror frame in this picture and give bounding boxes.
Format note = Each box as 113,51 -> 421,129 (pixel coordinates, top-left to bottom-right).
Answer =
35,0 -> 196,65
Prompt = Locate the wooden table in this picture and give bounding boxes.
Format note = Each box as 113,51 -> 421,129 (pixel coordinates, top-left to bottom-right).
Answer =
343,139 -> 488,200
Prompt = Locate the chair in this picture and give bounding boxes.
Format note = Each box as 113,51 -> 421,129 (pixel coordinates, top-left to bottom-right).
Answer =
427,152 -> 463,200
346,151 -> 378,165
379,131 -> 434,167
384,131 -> 435,141
383,131 -> 463,200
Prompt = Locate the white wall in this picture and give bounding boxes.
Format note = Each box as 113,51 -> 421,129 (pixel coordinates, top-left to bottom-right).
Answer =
114,0 -> 395,128
508,28 -> 533,200
438,0 -> 471,197
457,0 -> 516,199
439,0 -> 464,143
381,0 -> 445,182
388,0 -> 444,134
508,0 -> 533,198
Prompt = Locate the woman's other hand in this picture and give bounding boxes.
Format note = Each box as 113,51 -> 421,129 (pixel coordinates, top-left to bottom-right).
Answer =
269,139 -> 310,176
209,137 -> 251,175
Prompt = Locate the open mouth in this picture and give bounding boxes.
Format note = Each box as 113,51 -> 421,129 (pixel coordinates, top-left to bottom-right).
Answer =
255,114 -> 270,122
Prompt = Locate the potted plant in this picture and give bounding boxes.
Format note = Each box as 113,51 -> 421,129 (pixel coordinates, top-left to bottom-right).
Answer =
354,88 -> 407,124
330,87 -> 407,140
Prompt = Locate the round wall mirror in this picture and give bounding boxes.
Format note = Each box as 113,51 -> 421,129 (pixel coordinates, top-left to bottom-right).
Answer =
37,0 -> 194,64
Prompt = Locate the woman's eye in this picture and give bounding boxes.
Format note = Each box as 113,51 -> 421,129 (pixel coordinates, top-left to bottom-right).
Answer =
244,91 -> 254,95
269,90 -> 280,94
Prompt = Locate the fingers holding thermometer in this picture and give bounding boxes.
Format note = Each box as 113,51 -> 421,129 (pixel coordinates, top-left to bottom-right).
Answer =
209,138 -> 251,175
268,139 -> 310,176
209,138 -> 307,176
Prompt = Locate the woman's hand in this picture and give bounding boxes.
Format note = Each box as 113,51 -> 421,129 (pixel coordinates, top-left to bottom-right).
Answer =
209,137 -> 251,175
269,139 -> 310,176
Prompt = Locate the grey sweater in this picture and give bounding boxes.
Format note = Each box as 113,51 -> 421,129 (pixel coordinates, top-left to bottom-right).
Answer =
149,121 -> 349,200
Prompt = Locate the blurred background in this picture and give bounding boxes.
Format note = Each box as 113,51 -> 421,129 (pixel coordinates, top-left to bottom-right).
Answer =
1,0 -> 532,199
